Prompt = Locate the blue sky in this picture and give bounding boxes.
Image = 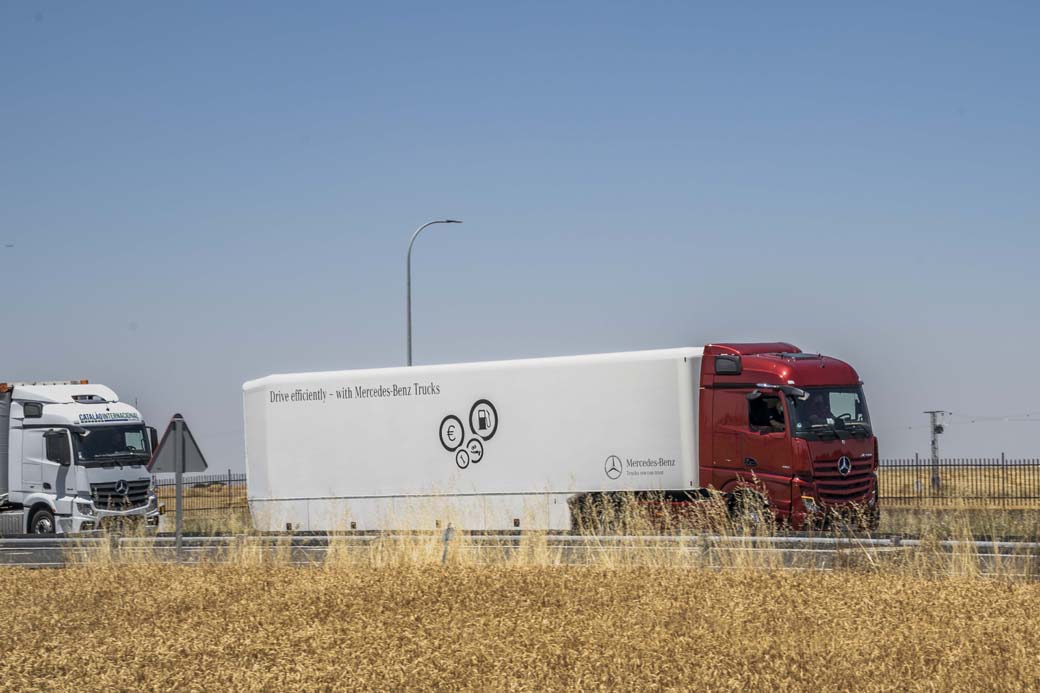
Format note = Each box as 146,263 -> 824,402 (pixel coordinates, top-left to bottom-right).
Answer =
3,2 -> 1038,471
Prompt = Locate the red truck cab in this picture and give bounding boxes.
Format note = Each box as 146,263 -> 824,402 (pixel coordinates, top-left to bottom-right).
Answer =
699,343 -> 878,529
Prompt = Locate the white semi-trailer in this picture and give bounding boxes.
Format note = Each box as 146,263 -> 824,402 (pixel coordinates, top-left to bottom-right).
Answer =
0,381 -> 160,534
245,344 -> 881,532
244,349 -> 700,531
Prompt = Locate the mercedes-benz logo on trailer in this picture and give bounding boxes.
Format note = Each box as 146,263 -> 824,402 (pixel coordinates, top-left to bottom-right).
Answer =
837,456 -> 852,477
604,455 -> 623,480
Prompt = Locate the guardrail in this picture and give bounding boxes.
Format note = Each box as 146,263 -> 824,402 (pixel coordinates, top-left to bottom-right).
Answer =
3,533 -> 1039,577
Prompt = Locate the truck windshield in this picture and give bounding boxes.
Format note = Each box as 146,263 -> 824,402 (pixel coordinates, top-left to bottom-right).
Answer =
77,425 -> 150,464
788,386 -> 872,440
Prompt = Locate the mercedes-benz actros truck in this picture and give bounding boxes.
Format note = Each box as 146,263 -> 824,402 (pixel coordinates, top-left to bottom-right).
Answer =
0,380 -> 160,534
244,343 -> 879,532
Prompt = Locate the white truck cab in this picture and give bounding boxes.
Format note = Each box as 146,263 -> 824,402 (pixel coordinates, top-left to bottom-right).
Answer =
0,381 -> 160,534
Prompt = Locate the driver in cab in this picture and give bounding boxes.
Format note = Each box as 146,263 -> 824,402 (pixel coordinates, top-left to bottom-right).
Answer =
805,394 -> 834,426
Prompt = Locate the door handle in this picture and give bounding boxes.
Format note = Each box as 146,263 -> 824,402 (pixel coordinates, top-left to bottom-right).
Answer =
744,458 -> 758,467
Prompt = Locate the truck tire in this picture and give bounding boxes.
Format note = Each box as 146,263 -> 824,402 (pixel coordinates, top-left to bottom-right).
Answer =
728,491 -> 772,529
29,508 -> 56,534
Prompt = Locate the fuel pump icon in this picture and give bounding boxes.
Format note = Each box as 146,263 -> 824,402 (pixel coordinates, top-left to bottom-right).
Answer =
468,399 -> 498,441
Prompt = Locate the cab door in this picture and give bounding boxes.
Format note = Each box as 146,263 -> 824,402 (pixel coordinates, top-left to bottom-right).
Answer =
21,430 -> 45,492
710,388 -> 750,489
43,430 -> 75,507
742,394 -> 795,516
22,429 -> 72,502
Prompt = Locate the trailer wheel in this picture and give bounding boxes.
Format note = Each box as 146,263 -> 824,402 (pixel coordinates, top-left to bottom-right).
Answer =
568,493 -> 627,534
29,508 -> 56,534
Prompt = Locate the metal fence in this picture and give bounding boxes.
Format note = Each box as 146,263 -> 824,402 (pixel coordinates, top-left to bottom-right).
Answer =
153,471 -> 248,516
153,457 -> 1040,517
879,455 -> 1040,507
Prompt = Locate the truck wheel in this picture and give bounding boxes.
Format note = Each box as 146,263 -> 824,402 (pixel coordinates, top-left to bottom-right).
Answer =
29,508 -> 56,534
729,491 -> 771,529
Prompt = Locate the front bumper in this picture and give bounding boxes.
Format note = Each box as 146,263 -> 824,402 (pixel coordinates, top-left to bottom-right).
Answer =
68,498 -> 161,533
790,474 -> 879,530
793,494 -> 878,531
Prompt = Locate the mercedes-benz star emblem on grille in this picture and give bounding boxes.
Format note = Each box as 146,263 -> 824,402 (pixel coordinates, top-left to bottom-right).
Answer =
837,456 -> 852,477
114,480 -> 129,495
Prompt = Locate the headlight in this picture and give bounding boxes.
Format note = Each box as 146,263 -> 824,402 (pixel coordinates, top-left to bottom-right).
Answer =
75,500 -> 97,517
800,496 -> 818,513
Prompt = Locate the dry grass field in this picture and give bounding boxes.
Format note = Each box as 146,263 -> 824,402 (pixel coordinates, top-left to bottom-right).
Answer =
879,506 -> 1040,539
29,492 -> 1027,689
1,560 -> 1038,691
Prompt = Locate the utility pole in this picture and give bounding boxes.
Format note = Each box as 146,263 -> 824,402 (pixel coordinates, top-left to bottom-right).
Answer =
923,410 -> 946,492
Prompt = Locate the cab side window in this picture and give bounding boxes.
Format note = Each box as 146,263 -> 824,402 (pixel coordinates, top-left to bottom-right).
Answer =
45,433 -> 71,465
715,390 -> 750,428
749,395 -> 785,433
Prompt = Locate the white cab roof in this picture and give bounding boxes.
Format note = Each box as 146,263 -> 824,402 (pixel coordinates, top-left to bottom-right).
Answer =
12,383 -> 120,404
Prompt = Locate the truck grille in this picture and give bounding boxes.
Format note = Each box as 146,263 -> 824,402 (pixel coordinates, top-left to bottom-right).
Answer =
812,457 -> 875,505
91,480 -> 151,509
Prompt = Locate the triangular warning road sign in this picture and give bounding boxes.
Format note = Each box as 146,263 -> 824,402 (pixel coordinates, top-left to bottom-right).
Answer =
147,413 -> 209,473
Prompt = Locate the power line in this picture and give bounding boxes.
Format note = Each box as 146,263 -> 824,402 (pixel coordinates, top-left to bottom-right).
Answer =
946,412 -> 1040,424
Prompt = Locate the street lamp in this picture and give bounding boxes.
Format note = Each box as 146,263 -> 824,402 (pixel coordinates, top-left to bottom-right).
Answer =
406,219 -> 462,366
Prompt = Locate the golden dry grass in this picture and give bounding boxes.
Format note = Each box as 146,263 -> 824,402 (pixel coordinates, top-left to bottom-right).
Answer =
880,507 -> 1040,539
6,495 -> 1040,690
1,562 -> 1038,691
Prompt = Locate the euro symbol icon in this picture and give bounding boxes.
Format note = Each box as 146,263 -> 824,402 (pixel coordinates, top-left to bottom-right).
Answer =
440,415 -> 465,452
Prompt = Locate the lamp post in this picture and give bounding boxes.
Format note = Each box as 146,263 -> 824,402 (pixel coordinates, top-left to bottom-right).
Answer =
406,219 -> 462,366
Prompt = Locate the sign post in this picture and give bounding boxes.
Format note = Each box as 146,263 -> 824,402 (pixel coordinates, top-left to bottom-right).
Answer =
174,417 -> 183,558
148,413 -> 208,561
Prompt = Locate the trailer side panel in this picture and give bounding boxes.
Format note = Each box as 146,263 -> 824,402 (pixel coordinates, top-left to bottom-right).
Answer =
244,348 -> 702,531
